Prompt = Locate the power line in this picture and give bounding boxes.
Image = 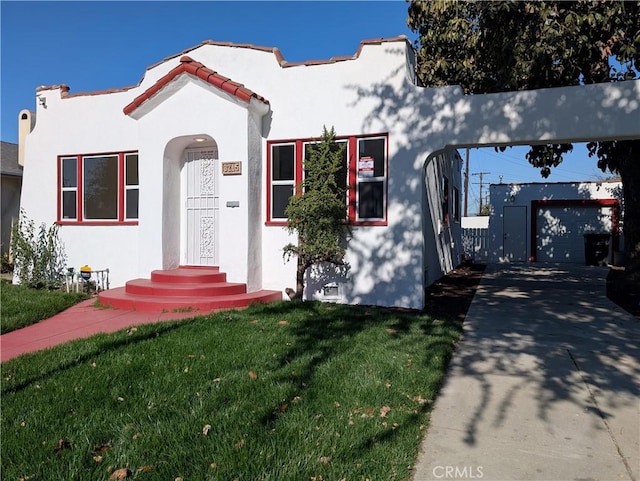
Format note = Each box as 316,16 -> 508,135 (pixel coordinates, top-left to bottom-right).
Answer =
472,171 -> 491,215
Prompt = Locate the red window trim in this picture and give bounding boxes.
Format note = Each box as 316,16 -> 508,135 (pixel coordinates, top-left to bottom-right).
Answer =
56,150 -> 138,225
266,133 -> 389,227
530,198 -> 620,262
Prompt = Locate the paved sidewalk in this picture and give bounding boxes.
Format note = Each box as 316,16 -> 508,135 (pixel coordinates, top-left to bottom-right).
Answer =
0,299 -> 219,363
412,264 -> 639,481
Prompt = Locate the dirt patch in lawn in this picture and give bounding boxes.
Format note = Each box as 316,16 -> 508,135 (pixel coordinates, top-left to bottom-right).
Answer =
423,262 -> 486,323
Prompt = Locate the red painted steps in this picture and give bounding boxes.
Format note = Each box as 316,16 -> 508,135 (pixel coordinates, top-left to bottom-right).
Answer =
98,266 -> 282,313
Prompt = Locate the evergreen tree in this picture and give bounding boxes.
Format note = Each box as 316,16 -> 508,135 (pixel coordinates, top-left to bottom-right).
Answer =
283,126 -> 351,300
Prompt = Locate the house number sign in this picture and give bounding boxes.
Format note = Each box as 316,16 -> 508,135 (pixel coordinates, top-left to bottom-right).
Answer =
222,161 -> 242,175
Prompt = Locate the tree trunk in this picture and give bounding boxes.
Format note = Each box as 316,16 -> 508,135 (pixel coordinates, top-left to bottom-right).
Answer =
294,257 -> 307,301
618,150 -> 640,282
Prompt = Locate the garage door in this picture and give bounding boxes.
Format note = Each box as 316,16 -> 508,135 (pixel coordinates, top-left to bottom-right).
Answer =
536,205 -> 613,263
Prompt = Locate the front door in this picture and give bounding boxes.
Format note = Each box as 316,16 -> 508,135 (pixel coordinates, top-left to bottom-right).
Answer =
183,149 -> 219,266
503,206 -> 527,262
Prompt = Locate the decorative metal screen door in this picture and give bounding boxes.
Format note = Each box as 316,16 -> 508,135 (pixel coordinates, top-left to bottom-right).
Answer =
184,149 -> 219,266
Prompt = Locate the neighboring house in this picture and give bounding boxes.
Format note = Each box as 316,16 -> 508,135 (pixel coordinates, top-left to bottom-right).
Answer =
17,36 -> 639,309
1,141 -> 22,255
487,181 -> 624,265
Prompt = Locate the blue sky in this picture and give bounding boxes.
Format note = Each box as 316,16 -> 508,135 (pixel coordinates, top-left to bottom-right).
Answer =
1,0 -> 608,214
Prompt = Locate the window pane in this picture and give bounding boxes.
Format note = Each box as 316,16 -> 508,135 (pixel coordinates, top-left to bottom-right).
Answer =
62,158 -> 77,187
126,154 -> 139,185
358,181 -> 384,219
272,184 -> 293,219
126,189 -> 139,219
272,145 -> 295,181
358,138 -> 385,177
62,191 -> 76,219
84,155 -> 118,219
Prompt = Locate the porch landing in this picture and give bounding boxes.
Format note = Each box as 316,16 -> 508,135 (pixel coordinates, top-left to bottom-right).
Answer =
98,266 -> 283,313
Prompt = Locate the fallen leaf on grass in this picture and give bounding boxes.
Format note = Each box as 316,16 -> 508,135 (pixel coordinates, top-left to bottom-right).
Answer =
234,439 -> 245,450
137,465 -> 153,473
277,320 -> 289,326
109,468 -> 131,480
93,455 -> 103,463
54,438 -> 72,453
91,443 -> 112,455
379,406 -> 391,418
319,456 -> 331,464
248,371 -> 258,380
202,424 -> 211,436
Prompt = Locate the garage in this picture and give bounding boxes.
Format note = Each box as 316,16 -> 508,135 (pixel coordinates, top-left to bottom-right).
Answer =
535,201 -> 616,264
487,181 -> 622,265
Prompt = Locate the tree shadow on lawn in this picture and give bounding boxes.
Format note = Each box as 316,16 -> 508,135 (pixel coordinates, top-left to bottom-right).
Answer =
1,318 -> 194,395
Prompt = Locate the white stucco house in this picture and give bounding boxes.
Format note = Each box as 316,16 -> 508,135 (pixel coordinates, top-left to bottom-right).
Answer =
16,36 -> 640,310
17,37 -> 465,310
487,180 -> 624,265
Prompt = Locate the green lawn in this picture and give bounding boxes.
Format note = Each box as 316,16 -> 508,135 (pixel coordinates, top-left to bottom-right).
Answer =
1,301 -> 462,481
1,281 -> 89,334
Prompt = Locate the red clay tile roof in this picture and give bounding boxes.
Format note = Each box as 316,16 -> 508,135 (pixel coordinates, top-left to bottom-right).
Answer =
123,56 -> 269,116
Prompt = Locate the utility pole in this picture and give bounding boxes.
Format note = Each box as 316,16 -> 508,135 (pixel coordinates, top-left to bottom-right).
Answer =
472,171 -> 491,215
463,148 -> 470,217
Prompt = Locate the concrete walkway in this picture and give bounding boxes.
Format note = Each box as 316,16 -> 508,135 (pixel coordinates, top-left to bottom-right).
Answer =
412,263 -> 639,481
0,299 -> 220,363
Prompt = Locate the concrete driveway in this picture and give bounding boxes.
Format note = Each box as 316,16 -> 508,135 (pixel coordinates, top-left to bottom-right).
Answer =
413,263 -> 639,481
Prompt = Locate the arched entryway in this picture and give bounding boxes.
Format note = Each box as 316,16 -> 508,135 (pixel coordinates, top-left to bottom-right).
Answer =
162,134 -> 219,269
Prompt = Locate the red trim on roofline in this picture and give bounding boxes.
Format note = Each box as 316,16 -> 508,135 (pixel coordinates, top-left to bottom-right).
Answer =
123,56 -> 269,116
36,36 -> 411,99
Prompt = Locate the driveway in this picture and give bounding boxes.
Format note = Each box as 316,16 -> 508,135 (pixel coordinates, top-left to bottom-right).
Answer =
413,263 -> 639,481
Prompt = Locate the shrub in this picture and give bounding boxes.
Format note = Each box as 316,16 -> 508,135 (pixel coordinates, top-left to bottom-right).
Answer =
10,210 -> 67,289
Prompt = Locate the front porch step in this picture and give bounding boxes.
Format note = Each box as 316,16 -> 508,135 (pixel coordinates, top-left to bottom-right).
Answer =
125,279 -> 247,297
151,267 -> 226,284
98,266 -> 282,313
